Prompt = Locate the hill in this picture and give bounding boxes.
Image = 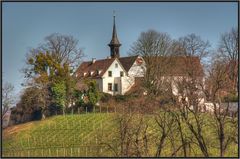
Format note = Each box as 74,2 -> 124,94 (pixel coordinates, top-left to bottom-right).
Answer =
2,112 -> 238,157
3,113 -> 117,157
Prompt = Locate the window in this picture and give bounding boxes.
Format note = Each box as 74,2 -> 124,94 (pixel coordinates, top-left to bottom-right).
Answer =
114,84 -> 118,92
115,63 -> 118,68
97,70 -> 102,76
88,71 -> 93,76
90,71 -> 94,76
108,83 -> 112,91
120,71 -> 124,77
108,71 -> 112,77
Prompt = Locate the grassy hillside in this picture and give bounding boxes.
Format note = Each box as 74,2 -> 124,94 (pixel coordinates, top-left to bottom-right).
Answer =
2,112 -> 238,157
3,113 -> 117,157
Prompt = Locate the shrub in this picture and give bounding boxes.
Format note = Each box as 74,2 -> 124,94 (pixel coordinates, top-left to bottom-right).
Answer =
114,95 -> 128,102
100,92 -> 113,103
223,93 -> 238,102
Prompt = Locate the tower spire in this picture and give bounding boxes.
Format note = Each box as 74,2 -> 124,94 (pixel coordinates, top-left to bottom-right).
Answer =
108,10 -> 121,58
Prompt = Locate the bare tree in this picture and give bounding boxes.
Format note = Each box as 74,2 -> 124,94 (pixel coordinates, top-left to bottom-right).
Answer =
129,30 -> 173,96
204,58 -> 237,157
2,83 -> 15,118
172,33 -> 210,58
170,34 -> 210,157
129,30 -> 172,57
218,27 -> 238,93
154,109 -> 176,157
28,33 -> 84,70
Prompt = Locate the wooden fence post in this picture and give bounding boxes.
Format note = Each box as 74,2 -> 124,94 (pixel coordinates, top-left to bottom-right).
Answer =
28,137 -> 30,147
48,148 -> 51,156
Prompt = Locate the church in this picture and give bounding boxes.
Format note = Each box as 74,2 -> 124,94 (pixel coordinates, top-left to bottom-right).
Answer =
75,15 -> 146,95
75,15 -> 204,97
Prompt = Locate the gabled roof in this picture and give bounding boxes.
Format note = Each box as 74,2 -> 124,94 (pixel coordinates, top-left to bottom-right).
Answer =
75,56 -> 140,78
119,55 -> 139,72
75,58 -> 115,78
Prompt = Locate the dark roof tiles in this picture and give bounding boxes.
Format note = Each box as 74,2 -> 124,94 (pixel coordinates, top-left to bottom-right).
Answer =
75,55 -> 204,78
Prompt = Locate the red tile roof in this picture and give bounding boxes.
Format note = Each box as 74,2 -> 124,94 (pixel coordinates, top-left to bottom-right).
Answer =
75,56 -> 139,78
75,58 -> 115,78
75,55 -> 203,79
144,56 -> 204,77
119,55 -> 138,72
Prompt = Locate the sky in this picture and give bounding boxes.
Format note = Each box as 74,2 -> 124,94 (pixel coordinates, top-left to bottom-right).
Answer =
2,2 -> 238,101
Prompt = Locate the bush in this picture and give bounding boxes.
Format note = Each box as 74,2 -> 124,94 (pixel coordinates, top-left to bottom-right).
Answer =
114,95 -> 128,102
100,92 -> 113,103
223,94 -> 238,102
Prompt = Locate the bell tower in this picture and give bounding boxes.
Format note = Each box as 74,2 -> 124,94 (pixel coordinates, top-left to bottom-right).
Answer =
108,11 -> 121,58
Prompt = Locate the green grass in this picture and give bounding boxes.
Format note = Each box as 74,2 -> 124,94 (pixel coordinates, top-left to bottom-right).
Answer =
3,113 -> 117,157
2,112 -> 238,157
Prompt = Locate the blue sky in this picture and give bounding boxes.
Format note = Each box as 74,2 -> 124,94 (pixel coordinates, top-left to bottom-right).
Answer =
2,2 -> 238,99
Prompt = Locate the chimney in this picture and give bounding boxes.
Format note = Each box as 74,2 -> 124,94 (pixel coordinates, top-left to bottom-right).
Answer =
92,58 -> 96,64
107,56 -> 111,59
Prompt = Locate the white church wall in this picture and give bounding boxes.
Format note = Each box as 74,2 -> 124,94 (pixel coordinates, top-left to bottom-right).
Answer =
102,59 -> 127,95
128,57 -> 146,77
102,59 -> 126,78
121,76 -> 135,94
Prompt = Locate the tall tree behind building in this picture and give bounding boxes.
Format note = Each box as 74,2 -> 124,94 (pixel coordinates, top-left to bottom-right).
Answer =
129,30 -> 173,97
2,82 -> 15,118
218,27 -> 238,94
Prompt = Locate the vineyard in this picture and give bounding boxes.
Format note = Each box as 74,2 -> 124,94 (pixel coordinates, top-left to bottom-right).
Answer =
3,113 -> 119,157
2,112 -> 238,157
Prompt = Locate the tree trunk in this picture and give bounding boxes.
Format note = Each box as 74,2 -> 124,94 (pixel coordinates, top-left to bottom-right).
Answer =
219,123 -> 224,157
155,134 -> 166,157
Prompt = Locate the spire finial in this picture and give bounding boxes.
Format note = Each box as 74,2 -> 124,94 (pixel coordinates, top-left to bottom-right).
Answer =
113,10 -> 116,17
113,10 -> 116,36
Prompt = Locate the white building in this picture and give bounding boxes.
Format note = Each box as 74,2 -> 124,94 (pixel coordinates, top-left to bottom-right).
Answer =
75,55 -> 145,95
75,15 -> 146,95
